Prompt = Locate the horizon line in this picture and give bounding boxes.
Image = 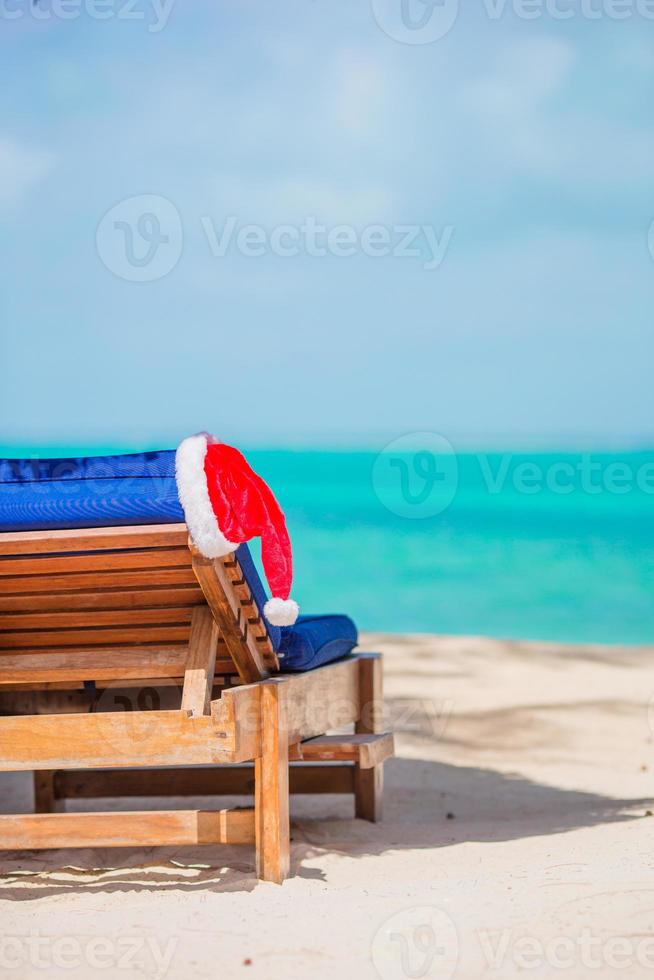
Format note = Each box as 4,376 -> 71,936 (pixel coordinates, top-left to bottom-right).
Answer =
2,439 -> 654,459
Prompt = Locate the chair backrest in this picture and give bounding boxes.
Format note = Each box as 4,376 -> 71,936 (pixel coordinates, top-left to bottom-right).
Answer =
0,523 -> 277,691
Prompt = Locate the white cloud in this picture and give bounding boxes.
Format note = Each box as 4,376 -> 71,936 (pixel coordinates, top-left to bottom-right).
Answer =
0,138 -> 54,208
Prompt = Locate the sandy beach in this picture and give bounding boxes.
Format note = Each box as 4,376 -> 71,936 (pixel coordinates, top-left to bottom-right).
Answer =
2,632 -> 654,979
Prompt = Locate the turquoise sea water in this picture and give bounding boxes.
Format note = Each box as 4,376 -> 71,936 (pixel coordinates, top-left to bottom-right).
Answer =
247,449 -> 654,646
2,446 -> 653,646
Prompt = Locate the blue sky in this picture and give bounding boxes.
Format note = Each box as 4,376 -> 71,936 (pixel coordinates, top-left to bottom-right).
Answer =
1,1 -> 653,451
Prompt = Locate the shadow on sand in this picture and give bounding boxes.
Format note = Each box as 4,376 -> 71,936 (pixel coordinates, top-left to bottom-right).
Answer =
0,755 -> 651,900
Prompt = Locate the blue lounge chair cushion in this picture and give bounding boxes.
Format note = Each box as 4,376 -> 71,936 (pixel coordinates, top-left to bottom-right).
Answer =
0,451 -> 184,530
277,614 -> 358,672
216,545 -> 357,669
0,450 -> 358,671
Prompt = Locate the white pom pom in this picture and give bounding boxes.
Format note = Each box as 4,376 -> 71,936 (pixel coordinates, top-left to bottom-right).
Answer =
264,597 -> 299,627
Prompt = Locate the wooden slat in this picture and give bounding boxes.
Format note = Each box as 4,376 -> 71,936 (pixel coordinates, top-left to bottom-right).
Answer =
0,523 -> 188,556
0,547 -> 191,577
0,673 -> 236,697
0,709 -> 239,770
55,764 -> 356,799
291,732 -> 394,769
0,567 -> 198,595
0,625 -> 191,649
0,648 -> 194,682
0,808 -> 255,849
0,668 -> 235,692
0,586 -> 204,613
0,607 -> 196,630
191,550 -> 270,683
219,553 -> 277,669
181,607 -> 220,717
287,763 -> 356,795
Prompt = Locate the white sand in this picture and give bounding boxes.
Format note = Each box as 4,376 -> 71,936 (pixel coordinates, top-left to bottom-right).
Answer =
2,633 -> 654,979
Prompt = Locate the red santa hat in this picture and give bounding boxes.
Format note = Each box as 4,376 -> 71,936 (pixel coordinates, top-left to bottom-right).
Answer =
175,433 -> 299,627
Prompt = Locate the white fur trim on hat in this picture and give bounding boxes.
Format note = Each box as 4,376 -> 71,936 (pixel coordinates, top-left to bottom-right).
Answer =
175,433 -> 239,558
264,597 -> 299,627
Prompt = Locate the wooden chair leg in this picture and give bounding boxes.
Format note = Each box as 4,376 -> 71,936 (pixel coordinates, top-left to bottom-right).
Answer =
255,681 -> 290,884
33,770 -> 56,813
354,654 -> 384,822
181,606 -> 220,717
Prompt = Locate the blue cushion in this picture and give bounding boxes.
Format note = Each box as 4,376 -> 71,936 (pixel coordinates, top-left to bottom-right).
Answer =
232,538 -> 281,652
0,451 -> 183,530
278,614 -> 358,671
0,451 -> 357,671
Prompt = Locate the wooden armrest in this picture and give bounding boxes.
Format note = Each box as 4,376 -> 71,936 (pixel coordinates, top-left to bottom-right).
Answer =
289,732 -> 394,769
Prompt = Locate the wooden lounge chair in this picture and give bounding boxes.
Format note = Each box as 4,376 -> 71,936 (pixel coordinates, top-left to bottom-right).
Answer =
0,523 -> 393,883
